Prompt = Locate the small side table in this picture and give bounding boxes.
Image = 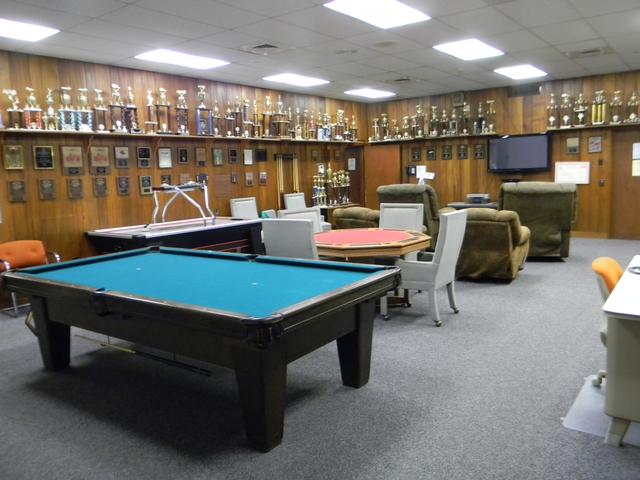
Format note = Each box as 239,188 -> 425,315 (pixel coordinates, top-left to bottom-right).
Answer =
447,202 -> 498,210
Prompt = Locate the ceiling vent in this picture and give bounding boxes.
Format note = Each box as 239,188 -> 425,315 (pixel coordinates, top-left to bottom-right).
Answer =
564,46 -> 613,59
241,44 -> 285,56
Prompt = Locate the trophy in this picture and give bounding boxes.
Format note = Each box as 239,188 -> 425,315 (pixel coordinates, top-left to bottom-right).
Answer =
123,86 -> 140,133
232,96 -> 243,136
242,98 -> 253,137
195,85 -> 212,135
547,93 -> 558,129
460,102 -> 470,134
308,110 -> 317,139
155,87 -> 171,133
401,115 -> 411,138
626,92 -> 638,123
335,109 -> 346,140
413,104 -> 424,138
591,90 -> 607,125
262,96 -> 273,137
485,100 -> 495,133
438,108 -> 448,136
449,107 -> 459,136
175,90 -> 189,135
144,90 -> 158,134
92,88 -> 108,132
3,89 -> 24,129
474,102 -> 485,134
251,100 -> 261,138
212,100 -> 222,136
559,93 -> 572,128
391,118 -> 400,139
24,87 -> 42,129
272,95 -> 289,138
429,106 -> 439,137
573,93 -> 588,126
380,113 -> 389,140
224,104 -> 234,136
109,83 -> 126,132
349,115 -> 358,142
58,86 -> 77,130
371,118 -> 380,141
76,88 -> 93,131
610,90 -> 623,124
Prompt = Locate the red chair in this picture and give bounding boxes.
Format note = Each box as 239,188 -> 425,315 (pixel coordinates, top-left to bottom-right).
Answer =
0,240 -> 60,316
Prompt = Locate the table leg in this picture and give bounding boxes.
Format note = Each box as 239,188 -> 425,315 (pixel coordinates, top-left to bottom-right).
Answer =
337,299 -> 375,388
233,348 -> 287,452
31,296 -> 70,371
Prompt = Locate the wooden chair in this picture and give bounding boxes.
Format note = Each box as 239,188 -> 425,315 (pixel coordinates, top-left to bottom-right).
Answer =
0,240 -> 60,316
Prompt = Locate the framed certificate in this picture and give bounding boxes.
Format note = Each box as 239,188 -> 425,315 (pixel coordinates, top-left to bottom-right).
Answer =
139,175 -> 152,195
67,178 -> 83,199
245,171 -> 254,186
116,176 -> 130,196
90,146 -> 110,175
7,180 -> 26,203
137,147 -> 152,168
160,174 -> 172,185
33,146 -> 56,170
114,146 -> 130,168
259,171 -> 267,185
426,147 -> 436,161
457,144 -> 468,160
158,147 -> 172,168
179,173 -> 192,184
93,176 -> 108,197
442,145 -> 452,160
62,146 -> 84,175
177,147 -> 189,165
38,179 -> 56,200
213,148 -> 224,166
3,145 -> 24,170
195,147 -> 206,167
243,149 -> 253,165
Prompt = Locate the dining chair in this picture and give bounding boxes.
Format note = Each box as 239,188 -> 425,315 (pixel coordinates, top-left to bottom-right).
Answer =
262,218 -> 319,260
0,240 -> 61,316
591,257 -> 624,386
277,206 -> 330,233
283,192 -> 307,210
379,203 -> 424,262
230,197 -> 259,219
394,210 -> 467,326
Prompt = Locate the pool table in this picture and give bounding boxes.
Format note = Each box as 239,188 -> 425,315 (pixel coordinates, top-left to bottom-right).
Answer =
86,217 -> 263,254
3,247 -> 400,451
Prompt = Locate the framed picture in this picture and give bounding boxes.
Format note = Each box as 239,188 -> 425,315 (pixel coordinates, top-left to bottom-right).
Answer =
158,147 -> 172,168
457,144 -> 468,160
347,157 -> 357,171
67,178 -> 83,199
473,144 -> 485,160
160,174 -> 172,185
193,147 -> 205,167
7,180 -> 26,203
177,148 -> 189,165
33,145 -> 56,170
93,177 -> 108,197
116,176 -> 130,196
139,175 -> 152,195
62,146 -> 84,175
259,171 -> 267,185
230,172 -> 238,184
588,136 -> 602,154
411,147 -> 421,161
311,149 -> 319,161
90,146 -> 110,175
137,147 -> 152,168
334,149 -> 341,162
243,149 -> 253,165
3,145 -> 24,170
426,147 -> 436,161
179,173 -> 192,184
256,149 -> 267,162
566,137 -> 580,155
38,179 -> 56,200
442,145 -> 452,160
228,149 -> 238,164
213,148 -> 224,166
245,171 -> 254,186
114,146 -> 130,168
196,173 -> 208,183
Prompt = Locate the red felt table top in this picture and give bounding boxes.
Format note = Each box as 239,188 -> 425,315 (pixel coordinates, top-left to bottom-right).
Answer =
315,228 -> 415,246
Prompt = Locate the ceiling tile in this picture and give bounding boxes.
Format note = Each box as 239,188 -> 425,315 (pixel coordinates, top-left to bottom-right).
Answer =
216,0 -> 322,17
69,19 -> 188,48
483,30 -> 548,53
392,19 -> 465,48
395,48 -> 459,67
99,5 -> 224,39
328,62 -> 387,77
356,55 -> 419,72
510,47 -> 568,63
234,18 -> 332,48
439,6 -> 523,36
133,0 -> 266,29
531,20 -> 600,44
18,43 -> 125,64
568,0 -> 640,18
403,0 -> 488,18
554,38 -> 609,56
396,66 -> 452,81
587,8 -> 640,37
346,31 -> 422,54
275,5 -> 376,37
495,0 -> 581,28
1,0 -> 89,29
39,31 -> 137,56
607,33 -> 640,53
574,53 -> 629,72
199,30 -> 268,50
428,75 -> 485,91
18,0 -> 125,17
267,48 -> 346,67
304,40 -> 380,61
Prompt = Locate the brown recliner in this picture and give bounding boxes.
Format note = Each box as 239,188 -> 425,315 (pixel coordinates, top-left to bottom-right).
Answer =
332,207 -> 380,229
456,208 -> 530,281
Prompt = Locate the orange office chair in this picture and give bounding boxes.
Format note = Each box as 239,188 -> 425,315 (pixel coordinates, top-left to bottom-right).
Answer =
0,240 -> 60,316
591,257 -> 624,386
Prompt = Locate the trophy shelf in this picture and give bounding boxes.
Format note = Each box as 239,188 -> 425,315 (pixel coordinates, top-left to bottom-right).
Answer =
544,122 -> 640,133
368,133 -> 500,144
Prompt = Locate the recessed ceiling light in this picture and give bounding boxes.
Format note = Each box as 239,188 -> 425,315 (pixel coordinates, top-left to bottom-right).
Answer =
433,38 -> 504,61
324,0 -> 430,29
263,73 -> 330,87
0,18 -> 59,42
344,88 -> 396,99
494,64 -> 547,80
135,49 -> 229,69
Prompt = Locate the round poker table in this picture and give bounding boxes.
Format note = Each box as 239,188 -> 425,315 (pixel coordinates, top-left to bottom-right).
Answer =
315,228 -> 431,259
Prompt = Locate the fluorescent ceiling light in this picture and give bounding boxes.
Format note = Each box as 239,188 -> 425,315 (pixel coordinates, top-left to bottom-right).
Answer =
324,0 -> 430,29
344,88 -> 396,99
263,73 -> 330,87
135,49 -> 229,69
494,64 -> 547,80
0,18 -> 59,41
433,38 -> 503,61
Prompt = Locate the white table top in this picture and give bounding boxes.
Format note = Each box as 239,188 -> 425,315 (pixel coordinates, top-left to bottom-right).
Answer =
603,255 -> 640,321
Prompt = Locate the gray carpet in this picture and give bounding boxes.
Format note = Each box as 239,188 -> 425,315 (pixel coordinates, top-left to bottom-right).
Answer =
1,238 -> 639,480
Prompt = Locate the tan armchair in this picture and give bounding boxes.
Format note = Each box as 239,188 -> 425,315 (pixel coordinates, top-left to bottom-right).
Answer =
499,182 -> 577,258
456,209 -> 530,281
333,207 -> 380,229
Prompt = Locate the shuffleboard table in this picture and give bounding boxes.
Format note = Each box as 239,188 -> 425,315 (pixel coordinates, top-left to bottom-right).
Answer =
3,247 -> 400,451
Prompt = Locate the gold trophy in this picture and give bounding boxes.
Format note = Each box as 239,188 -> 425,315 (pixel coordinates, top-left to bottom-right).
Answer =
547,93 -> 558,129
93,88 -> 107,132
591,90 -> 607,125
123,86 -> 140,133
262,96 -> 273,137
485,100 -> 495,133
242,98 -> 253,137
460,102 -> 470,135
175,90 -> 189,135
560,93 -> 572,128
251,99 -> 261,138
449,107 -> 459,136
350,115 -> 358,142
381,113 -> 389,139
474,103 -> 485,134
144,90 -> 157,134
109,83 -> 126,132
59,86 -> 76,130
213,100 -> 222,136
573,93 -> 588,127
24,87 -> 42,129
610,90 -> 623,124
155,87 -> 171,133
195,85 -> 212,135
626,92 -> 638,123
429,106 -> 439,137
3,89 -> 23,129
402,115 -> 411,138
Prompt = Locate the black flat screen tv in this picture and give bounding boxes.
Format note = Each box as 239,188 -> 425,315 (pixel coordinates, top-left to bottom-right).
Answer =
488,134 -> 550,173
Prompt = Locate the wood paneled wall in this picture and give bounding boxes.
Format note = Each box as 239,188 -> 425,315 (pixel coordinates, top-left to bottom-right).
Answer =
364,71 -> 640,240
0,51 -> 365,260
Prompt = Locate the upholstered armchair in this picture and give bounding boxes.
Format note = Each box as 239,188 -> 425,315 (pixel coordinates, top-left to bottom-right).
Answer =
456,209 -> 530,281
376,184 -> 451,244
498,182 -> 577,257
333,207 -> 380,229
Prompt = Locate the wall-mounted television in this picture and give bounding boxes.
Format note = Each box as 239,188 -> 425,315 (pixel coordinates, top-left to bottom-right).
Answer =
488,134 -> 550,173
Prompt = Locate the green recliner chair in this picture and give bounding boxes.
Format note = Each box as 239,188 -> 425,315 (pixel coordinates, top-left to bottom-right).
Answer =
332,207 -> 380,229
499,182 -> 577,258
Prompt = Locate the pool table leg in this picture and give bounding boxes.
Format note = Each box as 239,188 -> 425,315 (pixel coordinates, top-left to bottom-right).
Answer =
31,296 -> 70,371
233,347 -> 287,452
337,299 -> 375,388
